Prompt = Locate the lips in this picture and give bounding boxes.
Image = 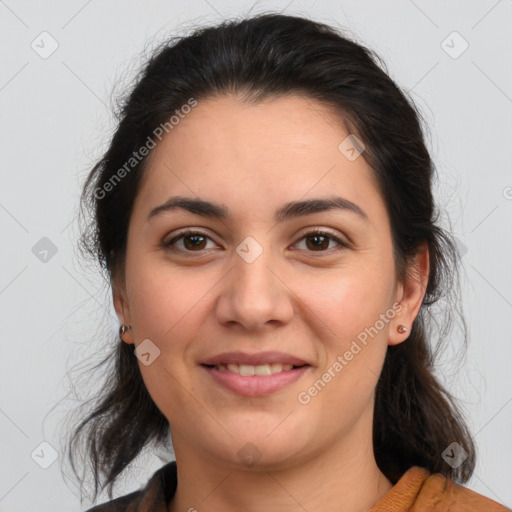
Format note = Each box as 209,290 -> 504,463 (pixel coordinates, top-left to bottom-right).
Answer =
201,350 -> 310,367
200,351 -> 312,396
201,364 -> 310,396
214,362 -> 294,375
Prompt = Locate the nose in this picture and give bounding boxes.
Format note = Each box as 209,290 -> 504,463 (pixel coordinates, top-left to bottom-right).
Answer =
214,244 -> 294,331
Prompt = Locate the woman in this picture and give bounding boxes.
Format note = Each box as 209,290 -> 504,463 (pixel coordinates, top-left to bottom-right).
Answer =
67,12 -> 510,512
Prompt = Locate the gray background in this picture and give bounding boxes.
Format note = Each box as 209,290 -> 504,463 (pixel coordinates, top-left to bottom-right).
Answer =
1,0 -> 511,510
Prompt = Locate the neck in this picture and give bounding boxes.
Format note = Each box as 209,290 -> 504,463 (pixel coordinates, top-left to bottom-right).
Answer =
167,414 -> 393,512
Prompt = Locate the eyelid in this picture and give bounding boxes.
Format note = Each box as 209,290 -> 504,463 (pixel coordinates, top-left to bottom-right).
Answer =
294,227 -> 351,248
163,226 -> 351,254
164,228 -> 220,250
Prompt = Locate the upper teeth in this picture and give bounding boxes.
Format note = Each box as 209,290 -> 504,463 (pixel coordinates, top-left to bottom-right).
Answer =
215,363 -> 294,375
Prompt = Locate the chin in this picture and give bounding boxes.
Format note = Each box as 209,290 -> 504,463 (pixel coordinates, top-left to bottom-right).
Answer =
207,428 -> 311,471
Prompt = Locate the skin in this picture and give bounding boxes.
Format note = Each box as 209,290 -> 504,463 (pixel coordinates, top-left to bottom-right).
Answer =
113,93 -> 429,512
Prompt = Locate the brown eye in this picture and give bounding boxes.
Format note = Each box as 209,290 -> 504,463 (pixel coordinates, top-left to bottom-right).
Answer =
294,230 -> 349,253
305,234 -> 330,251
165,230 -> 217,252
182,234 -> 207,250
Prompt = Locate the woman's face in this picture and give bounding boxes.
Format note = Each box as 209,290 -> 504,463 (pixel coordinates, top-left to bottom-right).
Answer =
114,94 -> 420,470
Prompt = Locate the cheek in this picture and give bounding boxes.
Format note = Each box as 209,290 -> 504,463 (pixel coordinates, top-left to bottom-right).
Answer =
126,254 -> 214,341
294,260 -> 395,339
125,261 -> 210,419
296,273 -> 392,415
291,259 -> 395,406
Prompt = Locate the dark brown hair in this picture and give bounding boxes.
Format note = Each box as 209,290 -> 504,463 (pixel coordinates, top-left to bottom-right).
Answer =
66,12 -> 476,503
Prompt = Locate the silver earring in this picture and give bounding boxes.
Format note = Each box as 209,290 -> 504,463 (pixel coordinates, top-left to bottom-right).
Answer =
397,324 -> 408,334
119,324 -> 132,336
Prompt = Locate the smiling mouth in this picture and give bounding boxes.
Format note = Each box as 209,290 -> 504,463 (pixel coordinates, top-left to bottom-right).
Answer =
202,363 -> 308,375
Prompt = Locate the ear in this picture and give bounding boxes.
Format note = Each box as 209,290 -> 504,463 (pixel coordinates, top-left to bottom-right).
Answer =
388,243 -> 429,346
112,275 -> 134,345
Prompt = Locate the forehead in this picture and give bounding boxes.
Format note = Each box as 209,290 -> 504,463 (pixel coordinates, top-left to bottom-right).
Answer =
145,93 -> 352,172
133,94 -> 386,224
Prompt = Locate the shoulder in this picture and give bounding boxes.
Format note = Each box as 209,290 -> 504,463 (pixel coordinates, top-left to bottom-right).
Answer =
419,470 -> 510,511
370,466 -> 510,512
84,490 -> 141,511
84,460 -> 178,512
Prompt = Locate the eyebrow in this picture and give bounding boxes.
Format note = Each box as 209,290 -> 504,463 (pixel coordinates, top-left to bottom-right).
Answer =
147,195 -> 369,223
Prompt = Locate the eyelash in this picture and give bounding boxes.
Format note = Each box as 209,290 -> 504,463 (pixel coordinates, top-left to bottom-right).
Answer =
164,228 -> 350,255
